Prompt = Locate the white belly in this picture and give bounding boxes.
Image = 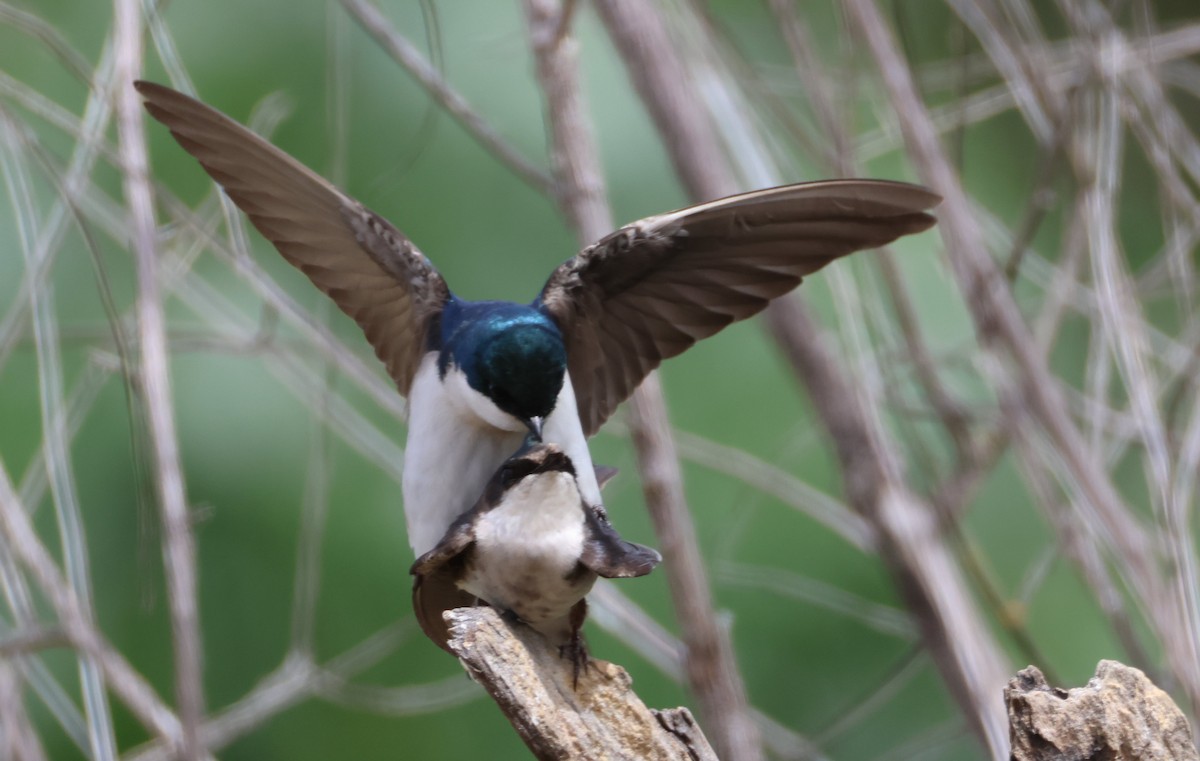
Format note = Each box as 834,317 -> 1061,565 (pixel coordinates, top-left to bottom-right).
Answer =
402,355 -> 600,556
459,472 -> 595,631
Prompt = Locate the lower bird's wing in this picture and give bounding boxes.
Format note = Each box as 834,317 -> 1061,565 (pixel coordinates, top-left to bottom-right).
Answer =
580,508 -> 662,579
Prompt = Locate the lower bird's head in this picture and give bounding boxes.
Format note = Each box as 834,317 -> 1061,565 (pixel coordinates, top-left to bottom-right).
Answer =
502,440 -> 577,485
442,303 -> 567,436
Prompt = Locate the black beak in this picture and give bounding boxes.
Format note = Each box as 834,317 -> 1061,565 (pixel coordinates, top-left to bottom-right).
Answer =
523,416 -> 545,441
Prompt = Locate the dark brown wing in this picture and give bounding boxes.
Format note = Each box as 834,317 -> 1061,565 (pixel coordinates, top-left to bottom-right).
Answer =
538,180 -> 940,434
580,508 -> 661,579
410,518 -> 477,652
135,81 -> 449,394
412,572 -> 478,654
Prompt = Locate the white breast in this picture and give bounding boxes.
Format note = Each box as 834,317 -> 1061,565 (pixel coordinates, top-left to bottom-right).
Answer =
402,355 -> 600,556
460,471 -> 595,628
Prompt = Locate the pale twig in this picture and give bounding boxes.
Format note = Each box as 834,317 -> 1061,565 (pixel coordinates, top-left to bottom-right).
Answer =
0,1 -> 91,83
588,583 -> 826,759
669,428 -> 875,552
1077,84 -> 1200,678
812,647 -> 927,746
0,552 -> 90,754
598,0 -> 1012,754
765,0 -> 853,174
0,46 -> 117,372
113,0 -> 204,757
285,19 -> 345,650
288,384 -> 333,657
124,622 -> 435,761
0,625 -> 70,656
314,674 -> 479,715
586,582 -> 683,681
845,0 -> 1173,687
0,109 -> 118,761
337,0 -> 553,195
592,0 -> 736,197
523,2 -> 761,757
764,298 -> 1011,757
624,377 -> 763,760
0,464 -> 185,751
0,660 -> 49,761
159,194 -> 408,420
716,562 -> 916,639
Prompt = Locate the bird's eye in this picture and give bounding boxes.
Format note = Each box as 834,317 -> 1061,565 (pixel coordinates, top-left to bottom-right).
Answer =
500,466 -> 517,486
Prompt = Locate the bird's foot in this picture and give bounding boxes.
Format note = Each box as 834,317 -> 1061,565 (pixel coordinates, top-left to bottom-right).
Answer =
558,631 -> 591,690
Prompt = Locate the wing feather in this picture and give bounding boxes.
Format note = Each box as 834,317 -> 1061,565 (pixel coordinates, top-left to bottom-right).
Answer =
539,179 -> 939,434
136,81 -> 449,394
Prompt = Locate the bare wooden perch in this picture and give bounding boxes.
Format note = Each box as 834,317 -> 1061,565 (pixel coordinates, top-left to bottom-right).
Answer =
445,607 -> 716,760
1007,661 -> 1199,761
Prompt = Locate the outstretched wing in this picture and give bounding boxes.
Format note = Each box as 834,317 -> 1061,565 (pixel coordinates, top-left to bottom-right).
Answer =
539,180 -> 940,434
136,81 -> 449,394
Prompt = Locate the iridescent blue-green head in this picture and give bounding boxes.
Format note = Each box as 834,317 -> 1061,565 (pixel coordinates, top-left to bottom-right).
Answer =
439,301 -> 567,438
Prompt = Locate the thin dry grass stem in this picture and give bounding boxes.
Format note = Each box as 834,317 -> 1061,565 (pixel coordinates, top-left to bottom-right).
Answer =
845,0 -> 1200,698
669,428 -> 875,551
999,0 -> 1200,706
0,660 -> 49,761
1011,425 -> 1157,674
0,49 -> 117,372
337,0 -> 553,195
812,647 -> 926,747
0,1 -> 91,84
0,625 -> 70,657
314,674 -> 479,715
599,0 -> 1013,754
284,14 -> 347,656
592,0 -> 736,197
124,623 -> 423,761
769,1 -> 985,504
764,298 -> 1011,757
586,582 -> 683,680
623,377 -> 765,760
1078,85 -> 1200,679
6,0 -> 1200,756
717,562 -> 916,639
0,464 -> 186,751
159,256 -> 407,474
0,540 -> 91,754
288,392 -> 333,657
766,0 -> 852,175
1,109 -> 118,761
523,2 -> 761,758
114,0 -> 205,756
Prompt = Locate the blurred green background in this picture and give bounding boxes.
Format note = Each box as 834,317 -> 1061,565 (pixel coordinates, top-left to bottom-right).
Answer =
3,0 -> 1197,759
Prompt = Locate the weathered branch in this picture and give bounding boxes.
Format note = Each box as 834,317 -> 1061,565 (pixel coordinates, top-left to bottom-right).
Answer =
446,607 -> 716,761
1007,661 -> 1199,761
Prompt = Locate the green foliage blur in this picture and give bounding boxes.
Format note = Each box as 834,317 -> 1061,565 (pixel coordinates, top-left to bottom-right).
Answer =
4,0 -> 1196,759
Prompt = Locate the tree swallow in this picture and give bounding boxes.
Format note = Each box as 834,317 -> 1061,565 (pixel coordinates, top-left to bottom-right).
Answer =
411,439 -> 660,676
134,81 -> 940,557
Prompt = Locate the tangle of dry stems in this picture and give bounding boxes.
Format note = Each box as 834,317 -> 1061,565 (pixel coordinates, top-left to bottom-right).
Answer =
2,1 -> 1199,760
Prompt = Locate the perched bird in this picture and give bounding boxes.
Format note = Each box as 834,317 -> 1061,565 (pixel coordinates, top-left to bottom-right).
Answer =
134,81 -> 941,559
411,439 -> 660,674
